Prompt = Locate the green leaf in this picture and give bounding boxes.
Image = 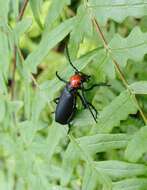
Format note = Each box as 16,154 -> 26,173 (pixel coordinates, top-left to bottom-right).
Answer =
0,30 -> 10,79
61,140 -> 80,185
82,164 -> 98,190
83,165 -> 112,190
78,133 -> 131,155
18,120 -> 47,145
72,110 -> 95,126
45,0 -> 70,29
94,160 -> 147,180
12,0 -> 19,19
0,133 -> 15,155
112,178 -> 147,190
13,18 -> 32,42
69,5 -> 92,58
0,97 -> 6,122
0,0 -> 10,25
0,71 -> 7,93
62,134 -> 112,189
0,171 -> 7,190
88,0 -> 147,25
125,126 -> 147,162
46,122 -> 66,161
23,17 -> 75,74
92,90 -> 137,133
29,0 -> 43,28
7,100 -> 23,114
109,27 -> 147,67
103,27 -> 147,78
130,81 -> 147,94
24,83 -> 31,120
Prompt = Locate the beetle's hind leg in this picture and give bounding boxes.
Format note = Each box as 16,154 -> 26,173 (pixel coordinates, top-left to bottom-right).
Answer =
79,87 -> 97,123
56,71 -> 68,83
77,92 -> 98,118
87,102 -> 98,119
77,92 -> 87,108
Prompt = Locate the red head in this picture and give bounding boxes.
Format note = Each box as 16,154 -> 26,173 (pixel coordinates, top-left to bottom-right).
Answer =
70,73 -> 90,88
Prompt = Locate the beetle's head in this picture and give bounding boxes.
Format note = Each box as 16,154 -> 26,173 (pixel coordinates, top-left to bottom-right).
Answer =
70,72 -> 91,88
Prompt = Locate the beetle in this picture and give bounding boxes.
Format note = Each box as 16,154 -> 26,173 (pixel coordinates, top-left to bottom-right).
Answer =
54,45 -> 109,127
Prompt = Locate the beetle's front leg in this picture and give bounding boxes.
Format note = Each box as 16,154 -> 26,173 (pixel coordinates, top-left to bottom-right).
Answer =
84,83 -> 110,91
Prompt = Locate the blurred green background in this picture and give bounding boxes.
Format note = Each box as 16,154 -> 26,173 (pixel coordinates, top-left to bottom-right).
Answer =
0,0 -> 147,189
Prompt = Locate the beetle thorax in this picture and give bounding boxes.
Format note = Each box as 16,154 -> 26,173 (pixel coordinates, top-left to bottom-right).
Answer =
70,74 -> 82,88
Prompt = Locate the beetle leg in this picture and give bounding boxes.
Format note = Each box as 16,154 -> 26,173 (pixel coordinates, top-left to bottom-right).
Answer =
78,92 -> 98,118
53,97 -> 60,104
77,92 -> 87,108
84,83 -> 110,91
80,86 -> 97,123
56,71 -> 68,83
87,102 -> 98,119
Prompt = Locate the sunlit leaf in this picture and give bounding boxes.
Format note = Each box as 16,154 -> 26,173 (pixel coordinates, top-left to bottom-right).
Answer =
23,17 -> 75,75
88,0 -> 147,25
29,0 -> 43,28
94,160 -> 147,180
125,126 -> 147,162
112,178 -> 147,190
92,90 -> 137,133
130,81 -> 147,94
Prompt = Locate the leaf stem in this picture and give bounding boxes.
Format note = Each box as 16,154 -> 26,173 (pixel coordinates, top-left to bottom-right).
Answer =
92,18 -> 147,125
17,0 -> 29,21
11,0 -> 29,99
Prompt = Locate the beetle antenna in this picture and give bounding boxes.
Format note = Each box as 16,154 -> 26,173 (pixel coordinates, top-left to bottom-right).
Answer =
65,44 -> 79,73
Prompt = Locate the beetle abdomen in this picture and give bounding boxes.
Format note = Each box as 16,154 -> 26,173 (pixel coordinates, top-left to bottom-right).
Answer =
55,87 -> 76,125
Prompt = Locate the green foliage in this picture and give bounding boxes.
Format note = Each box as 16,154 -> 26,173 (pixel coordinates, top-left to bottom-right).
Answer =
0,0 -> 147,190
88,0 -> 147,24
125,126 -> 147,162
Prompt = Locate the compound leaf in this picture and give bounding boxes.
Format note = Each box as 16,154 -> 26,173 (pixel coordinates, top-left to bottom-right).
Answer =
112,178 -> 147,190
125,126 -> 147,162
94,160 -> 147,180
92,90 -> 137,133
89,0 -> 147,25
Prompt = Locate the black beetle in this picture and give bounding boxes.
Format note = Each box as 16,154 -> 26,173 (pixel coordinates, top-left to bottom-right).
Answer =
54,45 -> 109,127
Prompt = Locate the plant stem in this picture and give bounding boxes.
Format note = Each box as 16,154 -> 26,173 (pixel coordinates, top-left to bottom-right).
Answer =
92,18 -> 147,125
11,0 -> 29,99
17,0 -> 29,21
